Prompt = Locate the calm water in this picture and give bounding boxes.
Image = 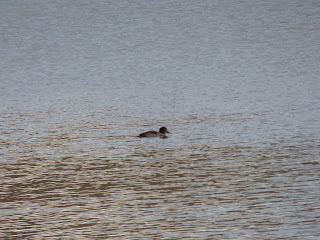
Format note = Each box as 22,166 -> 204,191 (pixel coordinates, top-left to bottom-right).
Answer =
1,0 -> 320,239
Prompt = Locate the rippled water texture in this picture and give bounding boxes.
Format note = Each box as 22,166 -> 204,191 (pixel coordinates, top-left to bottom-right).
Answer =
1,0 -> 320,239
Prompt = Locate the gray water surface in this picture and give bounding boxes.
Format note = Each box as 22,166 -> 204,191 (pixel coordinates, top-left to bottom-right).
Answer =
1,0 -> 320,239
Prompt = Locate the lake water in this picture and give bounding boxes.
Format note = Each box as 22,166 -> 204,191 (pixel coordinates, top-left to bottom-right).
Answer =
1,0 -> 320,239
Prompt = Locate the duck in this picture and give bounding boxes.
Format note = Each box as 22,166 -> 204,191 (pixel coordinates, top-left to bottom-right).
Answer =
138,127 -> 170,138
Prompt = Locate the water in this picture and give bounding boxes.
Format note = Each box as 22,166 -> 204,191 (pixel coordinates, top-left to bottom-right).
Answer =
1,0 -> 320,239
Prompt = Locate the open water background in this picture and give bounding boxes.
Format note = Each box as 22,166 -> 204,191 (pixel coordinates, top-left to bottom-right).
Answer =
1,0 -> 320,239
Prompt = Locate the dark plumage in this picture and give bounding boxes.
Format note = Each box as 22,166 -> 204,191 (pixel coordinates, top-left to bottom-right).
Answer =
138,127 -> 170,138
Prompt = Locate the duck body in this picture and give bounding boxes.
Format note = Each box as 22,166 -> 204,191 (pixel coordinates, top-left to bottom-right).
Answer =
138,127 -> 170,138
